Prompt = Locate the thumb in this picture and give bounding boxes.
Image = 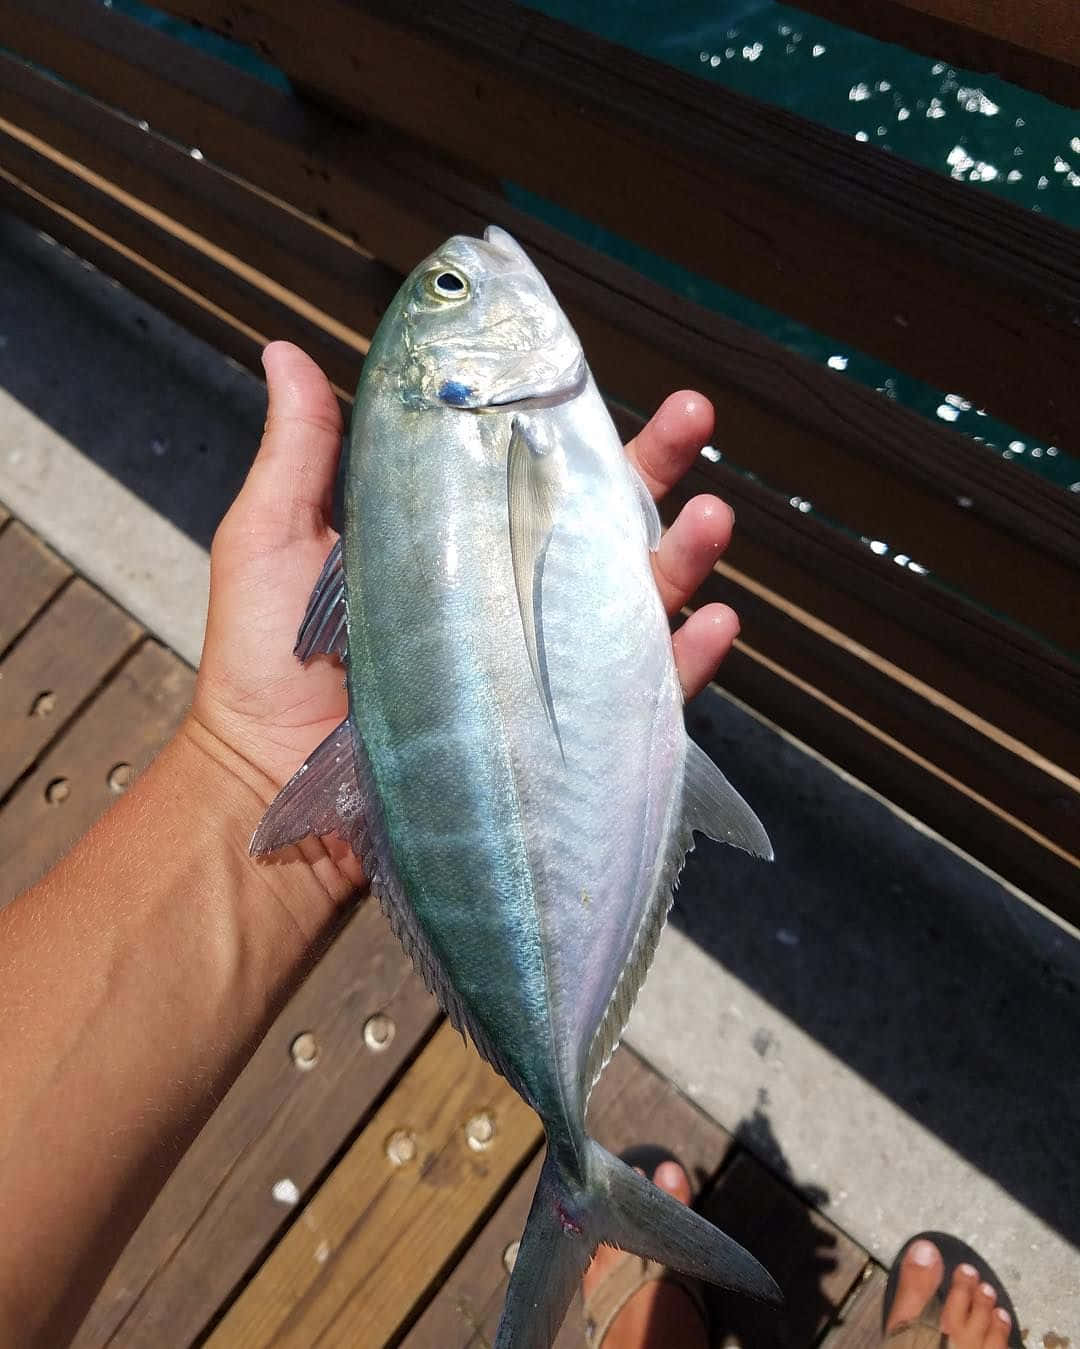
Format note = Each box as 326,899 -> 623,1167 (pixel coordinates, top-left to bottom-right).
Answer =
233,342 -> 345,541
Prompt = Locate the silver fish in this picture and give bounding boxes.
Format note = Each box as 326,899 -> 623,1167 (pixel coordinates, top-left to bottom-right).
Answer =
253,226 -> 778,1346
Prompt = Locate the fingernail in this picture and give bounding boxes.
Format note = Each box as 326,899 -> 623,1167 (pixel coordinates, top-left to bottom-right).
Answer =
908,1240 -> 938,1267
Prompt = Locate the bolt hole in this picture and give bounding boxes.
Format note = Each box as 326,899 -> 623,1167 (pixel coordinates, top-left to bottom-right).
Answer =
290,1032 -> 319,1070
45,777 -> 70,805
31,691 -> 56,718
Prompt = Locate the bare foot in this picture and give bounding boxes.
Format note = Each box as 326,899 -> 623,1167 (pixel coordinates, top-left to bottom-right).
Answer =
886,1238 -> 1013,1349
582,1161 -> 708,1348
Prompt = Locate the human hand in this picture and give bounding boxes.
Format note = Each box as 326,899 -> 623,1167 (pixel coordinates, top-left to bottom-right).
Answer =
189,343 -> 740,903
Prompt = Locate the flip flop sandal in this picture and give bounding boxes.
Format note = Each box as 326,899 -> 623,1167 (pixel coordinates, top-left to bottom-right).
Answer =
882,1231 -> 1024,1349
582,1148 -> 709,1348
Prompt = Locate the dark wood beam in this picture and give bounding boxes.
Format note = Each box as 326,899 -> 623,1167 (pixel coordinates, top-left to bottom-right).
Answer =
790,0 -> 1080,110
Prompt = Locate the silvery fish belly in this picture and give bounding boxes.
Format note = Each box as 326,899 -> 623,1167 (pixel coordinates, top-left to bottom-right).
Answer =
252,227 -> 779,1348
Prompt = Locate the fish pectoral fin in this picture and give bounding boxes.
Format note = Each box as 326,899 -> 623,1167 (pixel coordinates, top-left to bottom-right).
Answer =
294,538 -> 348,662
630,466 -> 662,551
507,415 -> 564,756
250,718 -> 368,859
684,737 -> 773,860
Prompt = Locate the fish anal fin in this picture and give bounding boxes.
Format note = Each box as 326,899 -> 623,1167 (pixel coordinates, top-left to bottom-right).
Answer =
295,538 -> 348,663
250,719 -> 367,859
507,415 -> 564,756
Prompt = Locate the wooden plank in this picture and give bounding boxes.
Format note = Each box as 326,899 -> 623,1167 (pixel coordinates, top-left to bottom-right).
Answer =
0,641 -> 193,905
0,52 -> 399,360
0,134 -> 362,401
76,900 -> 439,1349
207,1021 -> 543,1349
5,8 -> 1079,644
4,53 -> 1077,672
791,1 -> 1080,110
700,1151 -> 869,1347
0,520 -> 70,654
0,577 -> 143,797
821,1264 -> 888,1349
0,176 -> 278,398
153,0 -> 1080,449
710,641 -> 1080,926
404,1044 -> 734,1349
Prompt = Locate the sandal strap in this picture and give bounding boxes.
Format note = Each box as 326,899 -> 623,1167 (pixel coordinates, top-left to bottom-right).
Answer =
583,1252 -> 707,1347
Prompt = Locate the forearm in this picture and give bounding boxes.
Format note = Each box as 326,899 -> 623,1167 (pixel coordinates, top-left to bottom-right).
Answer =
0,723 -> 345,1347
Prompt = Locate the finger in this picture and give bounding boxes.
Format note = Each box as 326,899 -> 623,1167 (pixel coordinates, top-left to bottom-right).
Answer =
624,390 -> 714,501
234,342 -> 344,539
652,494 -> 734,614
672,603 -> 739,700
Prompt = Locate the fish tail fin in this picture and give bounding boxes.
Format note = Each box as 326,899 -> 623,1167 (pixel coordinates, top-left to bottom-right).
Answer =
494,1139 -> 780,1348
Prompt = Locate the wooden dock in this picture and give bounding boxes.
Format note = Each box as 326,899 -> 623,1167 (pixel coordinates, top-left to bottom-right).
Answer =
1,505 -> 885,1346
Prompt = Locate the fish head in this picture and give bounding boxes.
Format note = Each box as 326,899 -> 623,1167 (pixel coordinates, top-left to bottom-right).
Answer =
398,226 -> 586,411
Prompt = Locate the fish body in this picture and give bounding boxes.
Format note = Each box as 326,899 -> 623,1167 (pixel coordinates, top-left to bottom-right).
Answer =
254,227 -> 778,1346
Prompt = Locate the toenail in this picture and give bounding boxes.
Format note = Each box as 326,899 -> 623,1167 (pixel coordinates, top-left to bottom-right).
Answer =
979,1283 -> 996,1301
654,1161 -> 684,1191
994,1310 -> 1011,1327
957,1264 -> 978,1281
908,1240 -> 938,1267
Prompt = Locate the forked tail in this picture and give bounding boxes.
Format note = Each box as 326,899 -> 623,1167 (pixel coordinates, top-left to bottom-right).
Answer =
494,1138 -> 781,1349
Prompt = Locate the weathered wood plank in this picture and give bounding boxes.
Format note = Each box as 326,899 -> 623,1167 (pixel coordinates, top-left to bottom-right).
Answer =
207,1020 -> 543,1348
791,0 -> 1080,110
76,900 -> 439,1349
710,640 -> 1080,926
0,577 -> 142,797
404,1044 -> 735,1349
701,1151 -> 869,1347
5,43 -> 1078,673
155,0 -> 1080,448
0,53 -> 399,357
0,134 -> 362,399
0,519 -> 70,654
6,7 -> 1079,642
0,641 -> 193,905
0,176 -> 280,404
821,1264 -> 888,1349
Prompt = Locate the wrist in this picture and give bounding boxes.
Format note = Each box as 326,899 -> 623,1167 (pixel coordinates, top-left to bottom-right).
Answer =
174,716 -> 359,955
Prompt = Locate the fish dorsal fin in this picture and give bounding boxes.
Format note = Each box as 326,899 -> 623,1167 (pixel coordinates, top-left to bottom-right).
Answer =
249,718 -> 368,860
631,467 -> 662,551
585,735 -> 772,1093
507,415 -> 564,756
295,538 -> 348,662
683,738 -> 773,859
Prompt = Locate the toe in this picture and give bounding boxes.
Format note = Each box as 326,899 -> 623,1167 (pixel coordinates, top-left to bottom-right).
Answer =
653,1160 -> 693,1204
965,1282 -> 998,1344
986,1306 -> 1013,1349
942,1264 -> 979,1337
887,1239 -> 945,1332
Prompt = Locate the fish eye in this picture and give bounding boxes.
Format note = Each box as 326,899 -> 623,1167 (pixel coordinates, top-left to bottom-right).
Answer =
425,268 -> 469,302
